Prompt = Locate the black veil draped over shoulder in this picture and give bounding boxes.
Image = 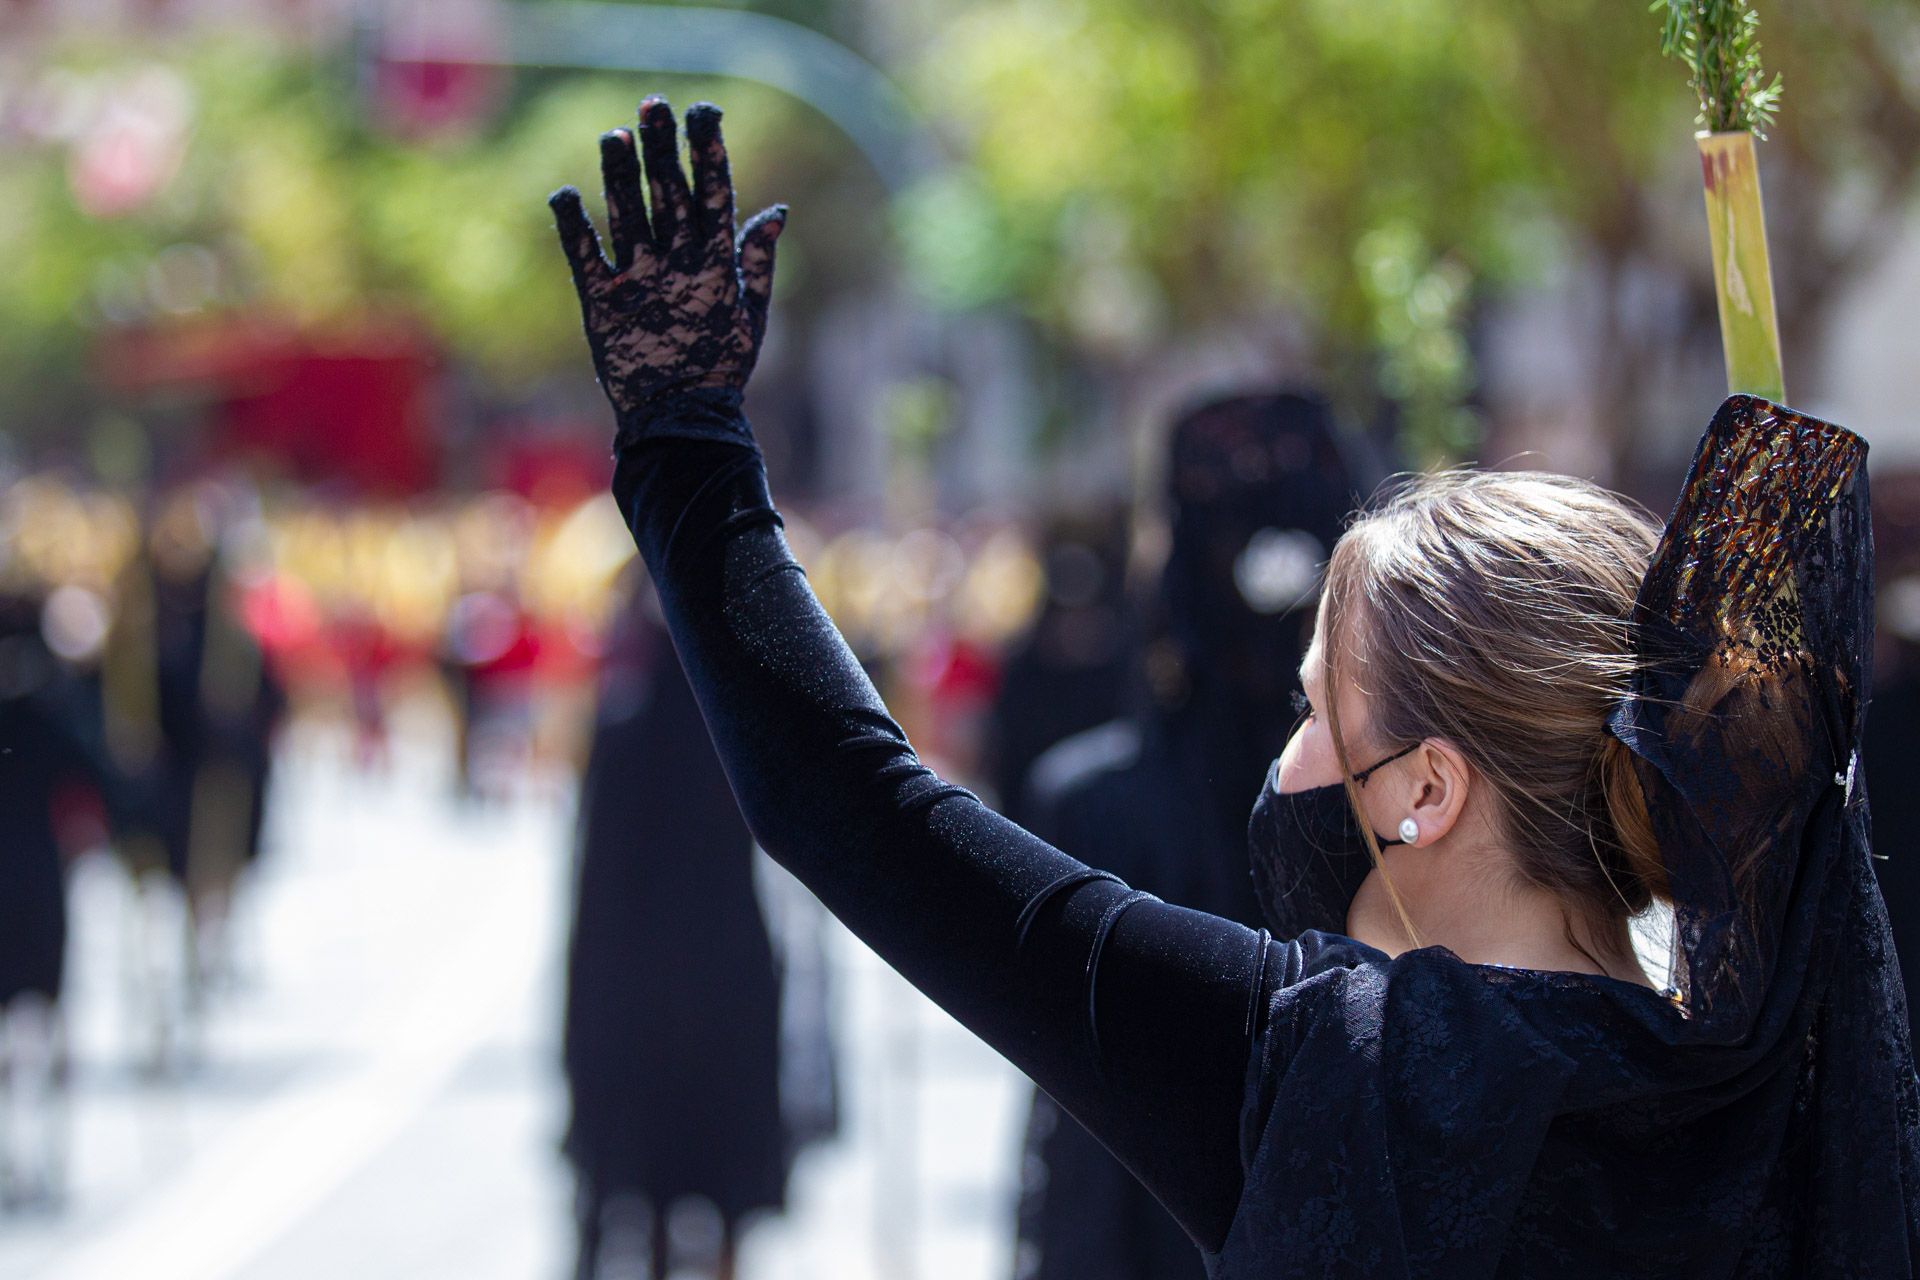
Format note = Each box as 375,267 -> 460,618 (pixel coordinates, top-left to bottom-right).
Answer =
1228,395 -> 1916,1275
613,389 -> 1919,1278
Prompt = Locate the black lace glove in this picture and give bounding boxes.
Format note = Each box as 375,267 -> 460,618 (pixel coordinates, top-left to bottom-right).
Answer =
549,97 -> 786,448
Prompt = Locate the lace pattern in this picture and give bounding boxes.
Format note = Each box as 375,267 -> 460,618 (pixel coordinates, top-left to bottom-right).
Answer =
549,98 -> 786,450
1611,395 -> 1871,1031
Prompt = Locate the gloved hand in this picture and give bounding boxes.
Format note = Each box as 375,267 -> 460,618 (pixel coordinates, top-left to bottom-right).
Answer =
549,97 -> 786,443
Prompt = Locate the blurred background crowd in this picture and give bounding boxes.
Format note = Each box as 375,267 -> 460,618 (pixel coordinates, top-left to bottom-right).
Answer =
1,0 -> 1918,1278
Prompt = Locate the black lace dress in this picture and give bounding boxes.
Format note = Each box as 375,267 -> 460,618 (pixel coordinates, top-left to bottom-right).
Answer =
611,389 -> 1918,1277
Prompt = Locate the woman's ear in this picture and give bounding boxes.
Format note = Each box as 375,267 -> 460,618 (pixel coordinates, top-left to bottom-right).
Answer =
1396,740 -> 1472,848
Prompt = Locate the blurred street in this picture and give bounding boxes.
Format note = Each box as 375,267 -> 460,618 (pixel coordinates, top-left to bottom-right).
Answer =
0,717 -> 1028,1280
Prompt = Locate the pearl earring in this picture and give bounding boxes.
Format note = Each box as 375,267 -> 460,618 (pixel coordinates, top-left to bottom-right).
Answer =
1398,818 -> 1419,844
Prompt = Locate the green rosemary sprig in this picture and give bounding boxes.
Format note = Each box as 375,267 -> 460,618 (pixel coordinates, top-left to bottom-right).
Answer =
1653,0 -> 1785,135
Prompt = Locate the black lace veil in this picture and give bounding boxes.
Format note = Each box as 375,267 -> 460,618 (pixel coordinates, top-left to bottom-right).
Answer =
1611,394 -> 1872,1037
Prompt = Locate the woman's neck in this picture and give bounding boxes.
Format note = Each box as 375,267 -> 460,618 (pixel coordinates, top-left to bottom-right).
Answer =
1346,855 -> 1650,986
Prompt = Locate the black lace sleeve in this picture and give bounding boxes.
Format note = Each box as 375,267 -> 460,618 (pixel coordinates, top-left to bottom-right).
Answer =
1609,394 -> 1871,1031
612,427 -> 1286,1251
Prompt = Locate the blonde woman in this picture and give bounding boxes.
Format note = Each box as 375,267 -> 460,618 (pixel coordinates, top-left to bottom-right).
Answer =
548,99 -> 1918,1277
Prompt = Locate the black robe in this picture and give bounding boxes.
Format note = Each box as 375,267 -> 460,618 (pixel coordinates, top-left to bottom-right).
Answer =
1015,713 -> 1263,1280
1011,389 -> 1362,1280
0,625 -> 111,1005
115,558 -> 279,887
563,588 -> 789,1223
1865,674 -> 1920,1045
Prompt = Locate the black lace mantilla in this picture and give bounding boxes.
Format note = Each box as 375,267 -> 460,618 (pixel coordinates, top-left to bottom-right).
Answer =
1611,395 -> 1871,1032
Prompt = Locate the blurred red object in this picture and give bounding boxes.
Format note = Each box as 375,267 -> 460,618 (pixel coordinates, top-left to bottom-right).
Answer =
488,432 -> 611,509
372,58 -> 503,140
102,316 -> 442,495
366,0 -> 506,140
927,633 -> 1002,707
236,570 -> 324,674
446,590 -> 538,675
51,779 -> 108,863
908,630 -> 1002,775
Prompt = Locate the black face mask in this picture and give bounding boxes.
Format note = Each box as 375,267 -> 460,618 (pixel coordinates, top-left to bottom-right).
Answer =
1247,741 -> 1417,938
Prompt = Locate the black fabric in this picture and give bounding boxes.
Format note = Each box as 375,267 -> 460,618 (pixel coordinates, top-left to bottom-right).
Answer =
614,434 -> 1267,1250
1228,396 -> 1919,1277
1013,717 -> 1238,1280
127,558 -> 280,883
0,617 -> 108,1005
1868,675 -> 1920,1045
554,98 -> 1917,1275
984,508 -> 1133,829
1249,754 -> 1407,938
1150,391 -> 1363,909
562,103 -> 1260,1250
563,581 -> 788,1222
1010,390 -> 1364,1280
1016,1084 -> 1200,1280
606,388 -> 1919,1276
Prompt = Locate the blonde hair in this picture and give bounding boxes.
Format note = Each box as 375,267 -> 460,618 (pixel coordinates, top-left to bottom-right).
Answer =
1320,469 -> 1667,942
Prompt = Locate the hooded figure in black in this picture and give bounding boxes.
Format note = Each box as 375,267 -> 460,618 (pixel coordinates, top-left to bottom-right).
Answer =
563,570 -> 789,1280
104,486 -> 282,1034
984,505 -> 1134,830
1013,391 -> 1365,1280
0,594 -> 83,1013
0,589 -> 100,1012
0,584 -> 118,1208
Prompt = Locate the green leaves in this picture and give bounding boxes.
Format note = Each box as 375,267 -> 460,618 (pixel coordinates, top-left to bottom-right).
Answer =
0,41 -> 837,421
902,0 -> 1666,462
1652,0 -> 1785,135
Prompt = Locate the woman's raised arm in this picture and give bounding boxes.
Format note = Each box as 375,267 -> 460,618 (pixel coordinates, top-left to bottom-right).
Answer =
548,97 -> 1295,1251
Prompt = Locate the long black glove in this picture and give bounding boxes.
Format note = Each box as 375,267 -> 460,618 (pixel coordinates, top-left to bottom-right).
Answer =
549,96 -> 787,446
547,100 -> 1282,1255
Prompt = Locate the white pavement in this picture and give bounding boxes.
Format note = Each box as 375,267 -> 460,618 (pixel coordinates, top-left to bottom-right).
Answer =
0,722 -> 1028,1280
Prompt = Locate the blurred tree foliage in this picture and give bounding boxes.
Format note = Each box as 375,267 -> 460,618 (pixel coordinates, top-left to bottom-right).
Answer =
898,0 -> 1920,465
0,31 -> 876,436
4,2 -> 1916,473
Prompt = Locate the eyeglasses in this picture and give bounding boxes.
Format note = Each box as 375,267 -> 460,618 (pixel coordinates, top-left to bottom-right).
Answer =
1289,688 -> 1418,786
